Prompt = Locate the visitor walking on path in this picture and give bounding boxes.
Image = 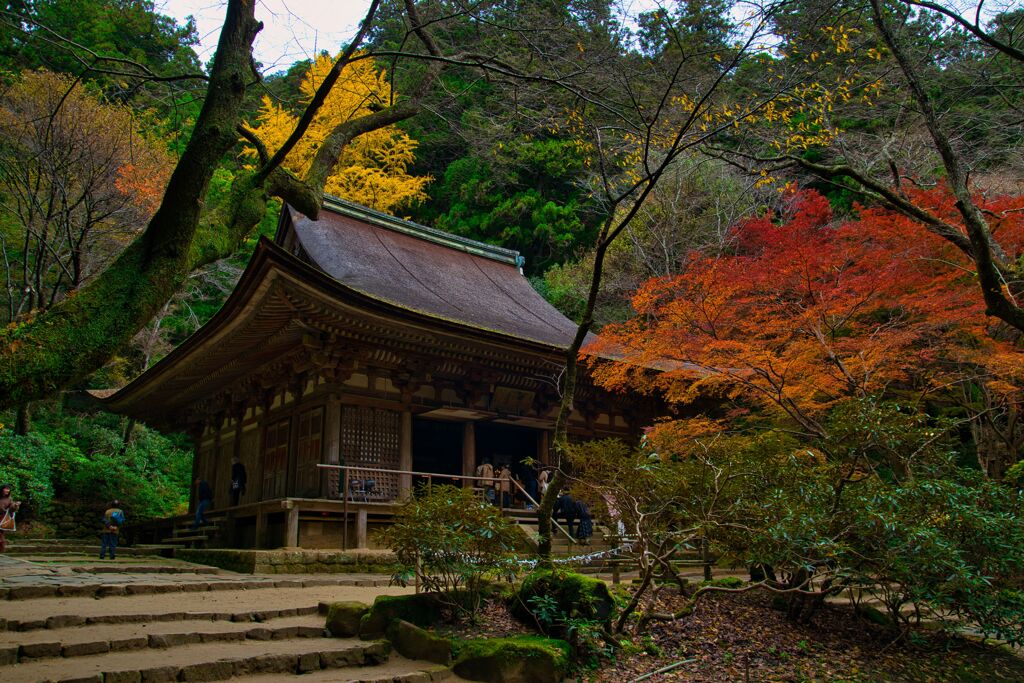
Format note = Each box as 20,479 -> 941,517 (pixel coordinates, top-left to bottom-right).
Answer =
192,478 -> 213,530
230,457 -> 247,507
100,500 -> 125,560
0,483 -> 21,552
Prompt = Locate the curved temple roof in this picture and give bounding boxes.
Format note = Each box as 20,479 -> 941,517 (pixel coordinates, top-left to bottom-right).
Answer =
286,197 -> 583,349
100,198 -> 592,423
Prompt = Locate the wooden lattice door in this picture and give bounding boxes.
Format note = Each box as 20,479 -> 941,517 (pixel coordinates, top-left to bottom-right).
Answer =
262,418 -> 289,499
295,407 -> 324,497
340,406 -> 400,500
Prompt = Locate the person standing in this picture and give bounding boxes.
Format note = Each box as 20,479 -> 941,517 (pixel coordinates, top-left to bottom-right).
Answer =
497,464 -> 512,508
0,484 -> 21,553
230,457 -> 247,507
475,458 -> 495,504
100,500 -> 125,560
538,468 -> 550,497
575,498 -> 593,545
192,478 -> 213,530
553,490 -> 577,539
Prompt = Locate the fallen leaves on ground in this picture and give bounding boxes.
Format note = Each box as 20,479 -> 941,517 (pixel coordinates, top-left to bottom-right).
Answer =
595,589 -> 1024,682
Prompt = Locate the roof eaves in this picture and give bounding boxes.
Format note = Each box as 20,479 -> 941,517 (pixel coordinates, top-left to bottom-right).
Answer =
320,195 -> 524,268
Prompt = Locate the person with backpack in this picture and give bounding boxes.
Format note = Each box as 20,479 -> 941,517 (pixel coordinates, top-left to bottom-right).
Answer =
0,484 -> 21,553
100,500 -> 125,560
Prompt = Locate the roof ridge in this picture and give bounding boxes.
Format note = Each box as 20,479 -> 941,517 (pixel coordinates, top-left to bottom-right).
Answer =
321,195 -> 525,268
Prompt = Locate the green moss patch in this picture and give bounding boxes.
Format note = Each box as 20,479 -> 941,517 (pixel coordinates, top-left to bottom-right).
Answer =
325,601 -> 369,637
359,592 -> 447,639
452,635 -> 570,683
515,569 -> 616,627
387,619 -> 452,665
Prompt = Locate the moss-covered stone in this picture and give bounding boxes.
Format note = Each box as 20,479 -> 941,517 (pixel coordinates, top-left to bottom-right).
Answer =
858,605 -> 895,627
452,635 -> 570,683
515,569 -> 616,628
702,576 -> 744,589
325,601 -> 369,637
359,593 -> 445,639
387,619 -> 452,665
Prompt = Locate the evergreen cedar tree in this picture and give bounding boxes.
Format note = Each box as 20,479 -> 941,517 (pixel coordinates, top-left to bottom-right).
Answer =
587,189 -> 1024,437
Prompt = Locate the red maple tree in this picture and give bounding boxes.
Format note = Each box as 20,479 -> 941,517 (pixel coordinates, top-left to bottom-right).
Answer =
587,189 -> 1024,438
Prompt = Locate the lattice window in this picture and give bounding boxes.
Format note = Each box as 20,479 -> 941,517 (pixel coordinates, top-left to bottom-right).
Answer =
339,406 -> 400,500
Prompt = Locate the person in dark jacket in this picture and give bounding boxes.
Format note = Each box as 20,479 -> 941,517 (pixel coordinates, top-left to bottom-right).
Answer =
553,491 -> 577,539
191,478 -> 213,530
575,498 -> 593,545
229,457 -> 247,507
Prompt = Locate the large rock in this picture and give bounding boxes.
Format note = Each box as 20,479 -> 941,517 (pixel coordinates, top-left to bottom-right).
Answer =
325,601 -> 369,637
358,593 -> 445,639
452,636 -> 570,683
387,619 -> 452,665
514,569 -> 616,633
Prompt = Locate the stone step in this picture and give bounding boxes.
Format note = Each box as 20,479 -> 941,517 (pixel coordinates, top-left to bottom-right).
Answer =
242,654 -> 454,682
0,615 -> 326,665
5,545 -> 166,556
0,634 -> 392,683
1,574 -> 393,606
0,584 -> 409,631
3,604 -> 321,634
67,564 -> 222,575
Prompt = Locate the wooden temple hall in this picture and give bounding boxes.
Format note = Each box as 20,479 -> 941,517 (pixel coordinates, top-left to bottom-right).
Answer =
104,197 -> 655,549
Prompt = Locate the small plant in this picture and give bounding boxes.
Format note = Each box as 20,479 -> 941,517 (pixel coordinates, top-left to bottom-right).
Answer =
380,484 -> 520,621
528,594 -> 561,628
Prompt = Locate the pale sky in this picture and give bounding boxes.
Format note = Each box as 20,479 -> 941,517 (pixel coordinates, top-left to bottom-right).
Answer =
158,0 -> 373,73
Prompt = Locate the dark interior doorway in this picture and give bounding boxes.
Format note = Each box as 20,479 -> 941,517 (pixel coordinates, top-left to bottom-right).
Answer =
412,418 -> 463,487
476,422 -> 537,473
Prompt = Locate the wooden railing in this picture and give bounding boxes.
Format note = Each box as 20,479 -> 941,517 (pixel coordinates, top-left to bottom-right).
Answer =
316,463 -> 576,548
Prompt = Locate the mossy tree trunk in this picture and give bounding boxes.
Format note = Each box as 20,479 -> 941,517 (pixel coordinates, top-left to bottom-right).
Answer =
0,0 -> 433,411
0,0 -> 263,409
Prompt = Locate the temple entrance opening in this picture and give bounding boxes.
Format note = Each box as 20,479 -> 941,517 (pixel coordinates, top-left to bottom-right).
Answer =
412,417 -> 463,487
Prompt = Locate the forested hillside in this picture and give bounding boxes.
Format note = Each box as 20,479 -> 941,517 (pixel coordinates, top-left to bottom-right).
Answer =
0,4 -> 1020,663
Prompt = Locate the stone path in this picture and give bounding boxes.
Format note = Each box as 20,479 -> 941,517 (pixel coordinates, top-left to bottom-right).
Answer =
0,552 -> 458,682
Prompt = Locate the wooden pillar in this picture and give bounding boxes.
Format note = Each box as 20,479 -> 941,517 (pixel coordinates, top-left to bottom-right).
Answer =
284,501 -> 299,548
356,509 -> 368,549
399,410 -> 413,497
323,396 -> 342,498
462,421 -> 476,486
285,379 -> 304,497
538,430 -> 551,466
255,509 -> 268,549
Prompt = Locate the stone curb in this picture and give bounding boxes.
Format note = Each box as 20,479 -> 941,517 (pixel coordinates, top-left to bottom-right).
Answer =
0,576 -> 392,603
31,640 -> 392,683
5,622 -> 328,665
4,605 -> 320,633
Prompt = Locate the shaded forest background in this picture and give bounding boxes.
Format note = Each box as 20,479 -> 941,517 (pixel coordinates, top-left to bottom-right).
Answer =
0,0 -> 1020,532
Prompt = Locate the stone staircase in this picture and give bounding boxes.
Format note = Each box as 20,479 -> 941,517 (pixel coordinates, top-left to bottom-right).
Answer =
0,556 -> 453,683
4,537 -> 173,558
160,519 -> 222,549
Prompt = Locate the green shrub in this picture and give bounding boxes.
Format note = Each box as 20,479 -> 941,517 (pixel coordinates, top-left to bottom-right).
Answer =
379,485 -> 521,620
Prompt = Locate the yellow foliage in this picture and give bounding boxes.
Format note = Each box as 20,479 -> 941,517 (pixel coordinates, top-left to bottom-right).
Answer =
245,53 -> 430,214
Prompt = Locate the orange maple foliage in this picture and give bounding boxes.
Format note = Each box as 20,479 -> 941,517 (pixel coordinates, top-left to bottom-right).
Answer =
587,189 -> 1024,434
